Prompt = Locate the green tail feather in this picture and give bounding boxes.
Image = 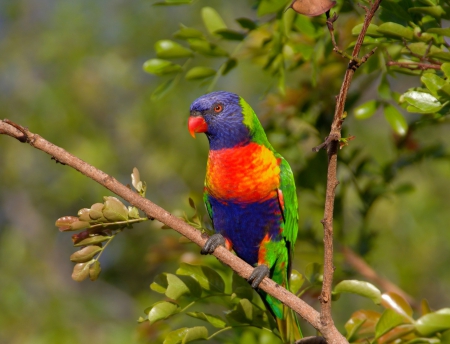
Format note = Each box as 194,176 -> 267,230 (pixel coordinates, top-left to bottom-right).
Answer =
277,306 -> 303,343
262,293 -> 303,343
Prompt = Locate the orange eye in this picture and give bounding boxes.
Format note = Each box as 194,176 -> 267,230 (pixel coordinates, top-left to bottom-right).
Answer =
214,104 -> 223,113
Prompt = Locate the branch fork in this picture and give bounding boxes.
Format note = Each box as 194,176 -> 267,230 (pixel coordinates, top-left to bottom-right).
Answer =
312,0 -> 383,336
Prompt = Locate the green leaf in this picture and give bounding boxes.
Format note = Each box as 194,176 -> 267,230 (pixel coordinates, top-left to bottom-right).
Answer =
74,235 -> 110,247
381,292 -> 414,323
128,206 -> 140,219
333,280 -> 382,304
401,91 -> 443,113
440,84 -> 450,98
70,245 -> 102,263
236,17 -> 257,31
421,73 -> 447,98
166,273 -> 202,299
143,59 -> 182,76
401,42 -> 441,57
384,104 -> 408,136
214,29 -> 245,41
375,309 -> 405,339
441,329 -> 450,344
201,7 -> 227,35
345,310 -> 380,341
226,299 -> 272,328
429,51 -> 450,62
409,6 -> 444,18
222,58 -> 238,75
442,63 -> 450,79
304,262 -> 323,284
55,216 -> 79,231
147,301 -> 180,324
69,220 -> 91,231
345,316 -> 366,341
379,2 -> 411,26
163,327 -> 208,344
102,196 -> 128,222
257,0 -> 287,16
131,167 -> 141,191
185,67 -> 216,80
421,299 -> 432,316
379,324 -> 415,344
89,260 -> 101,281
294,14 -> 316,37
152,77 -> 178,101
186,312 -> 227,328
354,100 -> 379,120
173,25 -> 204,40
415,309 -> 450,336
89,203 -> 105,221
72,262 -> 91,282
188,39 -> 228,57
377,22 -> 413,40
352,23 -> 383,37
176,263 -> 225,293
231,273 -> 254,300
427,28 -> 450,37
151,273 -> 169,294
78,208 -> 91,222
155,40 -> 193,59
289,269 -> 305,295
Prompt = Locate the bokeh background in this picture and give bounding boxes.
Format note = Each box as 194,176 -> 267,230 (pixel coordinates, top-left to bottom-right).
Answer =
1,0 -> 450,343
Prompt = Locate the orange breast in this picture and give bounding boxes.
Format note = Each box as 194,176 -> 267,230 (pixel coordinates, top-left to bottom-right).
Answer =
205,143 -> 280,203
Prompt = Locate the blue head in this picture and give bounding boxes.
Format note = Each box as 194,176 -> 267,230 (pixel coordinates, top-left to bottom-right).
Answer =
188,91 -> 251,150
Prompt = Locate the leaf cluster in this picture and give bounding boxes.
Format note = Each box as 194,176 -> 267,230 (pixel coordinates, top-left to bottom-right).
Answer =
55,168 -> 149,282
351,0 -> 450,133
142,261 -> 327,344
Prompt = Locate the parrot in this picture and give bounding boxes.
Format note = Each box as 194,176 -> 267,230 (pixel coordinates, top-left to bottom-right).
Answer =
188,91 -> 302,343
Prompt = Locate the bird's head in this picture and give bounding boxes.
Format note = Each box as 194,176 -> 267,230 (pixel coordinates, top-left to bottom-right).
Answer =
188,91 -> 252,150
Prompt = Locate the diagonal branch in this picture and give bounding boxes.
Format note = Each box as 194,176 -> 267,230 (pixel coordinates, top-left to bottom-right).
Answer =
313,0 -> 382,334
0,119 -> 347,344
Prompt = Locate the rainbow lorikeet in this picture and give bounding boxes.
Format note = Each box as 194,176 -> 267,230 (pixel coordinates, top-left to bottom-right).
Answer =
188,91 -> 302,343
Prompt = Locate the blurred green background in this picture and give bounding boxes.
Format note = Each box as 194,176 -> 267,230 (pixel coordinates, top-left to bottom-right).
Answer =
1,0 -> 450,343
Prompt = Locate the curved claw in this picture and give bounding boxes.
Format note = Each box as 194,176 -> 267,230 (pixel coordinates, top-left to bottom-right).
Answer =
248,264 -> 270,289
201,233 -> 226,255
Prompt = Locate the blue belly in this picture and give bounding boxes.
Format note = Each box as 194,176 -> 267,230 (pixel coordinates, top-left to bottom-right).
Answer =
207,196 -> 283,266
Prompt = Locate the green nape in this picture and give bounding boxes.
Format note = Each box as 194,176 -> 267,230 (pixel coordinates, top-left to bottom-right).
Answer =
239,97 -> 275,151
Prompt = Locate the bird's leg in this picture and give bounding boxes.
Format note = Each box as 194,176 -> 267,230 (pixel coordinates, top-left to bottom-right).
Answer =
248,264 -> 270,289
200,233 -> 226,255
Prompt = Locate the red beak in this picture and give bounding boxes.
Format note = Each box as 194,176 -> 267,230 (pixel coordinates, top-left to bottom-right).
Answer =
188,116 -> 208,138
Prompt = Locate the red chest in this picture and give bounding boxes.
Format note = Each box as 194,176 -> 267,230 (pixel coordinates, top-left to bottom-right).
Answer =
205,143 -> 280,202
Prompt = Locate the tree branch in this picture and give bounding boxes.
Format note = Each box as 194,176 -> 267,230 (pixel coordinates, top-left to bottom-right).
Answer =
313,0 -> 382,335
0,119 -> 346,344
342,247 -> 417,308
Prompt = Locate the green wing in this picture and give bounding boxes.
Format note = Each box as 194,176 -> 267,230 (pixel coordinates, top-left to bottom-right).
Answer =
203,190 -> 214,226
277,155 -> 299,273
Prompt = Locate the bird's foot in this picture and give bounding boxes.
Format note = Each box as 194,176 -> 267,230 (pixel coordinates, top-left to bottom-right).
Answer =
248,264 -> 270,289
200,233 -> 226,255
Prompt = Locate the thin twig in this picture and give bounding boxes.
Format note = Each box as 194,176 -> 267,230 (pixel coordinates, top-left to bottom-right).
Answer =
0,119 -> 347,344
386,61 -> 442,71
385,38 -> 442,72
314,0 -> 383,335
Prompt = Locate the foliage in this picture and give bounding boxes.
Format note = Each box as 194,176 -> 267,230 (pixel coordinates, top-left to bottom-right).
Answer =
2,0 -> 450,343
56,168 -> 149,282
352,0 -> 450,128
